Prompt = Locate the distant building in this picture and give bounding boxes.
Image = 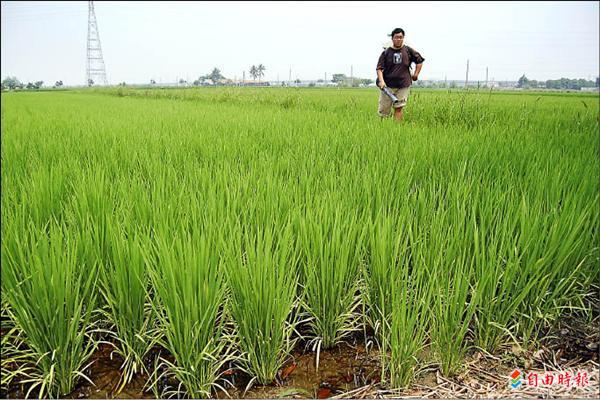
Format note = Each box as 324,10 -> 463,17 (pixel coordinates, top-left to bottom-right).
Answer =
231,80 -> 270,86
276,80 -> 337,87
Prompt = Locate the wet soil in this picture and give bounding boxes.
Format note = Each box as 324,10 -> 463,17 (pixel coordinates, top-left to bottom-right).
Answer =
2,310 -> 598,399
219,341 -> 381,399
2,336 -> 381,399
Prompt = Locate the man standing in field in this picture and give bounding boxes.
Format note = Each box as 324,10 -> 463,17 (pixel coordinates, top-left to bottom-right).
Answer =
376,28 -> 425,122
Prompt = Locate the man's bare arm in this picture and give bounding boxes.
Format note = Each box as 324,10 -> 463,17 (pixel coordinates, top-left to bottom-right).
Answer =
376,69 -> 386,88
412,63 -> 423,81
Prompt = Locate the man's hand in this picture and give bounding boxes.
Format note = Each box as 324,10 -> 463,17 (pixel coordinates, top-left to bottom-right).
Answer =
378,80 -> 387,89
411,74 -> 419,81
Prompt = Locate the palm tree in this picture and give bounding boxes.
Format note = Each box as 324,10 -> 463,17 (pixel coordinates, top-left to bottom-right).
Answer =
257,64 -> 266,84
249,65 -> 258,83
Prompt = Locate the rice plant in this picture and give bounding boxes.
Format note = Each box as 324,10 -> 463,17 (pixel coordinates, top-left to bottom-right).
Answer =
144,225 -> 228,399
426,202 -> 478,377
1,221 -> 98,398
298,201 -> 366,352
386,217 -> 433,389
97,224 -> 154,392
364,210 -> 420,387
1,300 -> 36,395
224,221 -> 299,386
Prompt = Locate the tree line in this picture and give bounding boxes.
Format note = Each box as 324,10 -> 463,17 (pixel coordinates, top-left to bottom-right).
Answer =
1,76 -> 65,90
156,65 -> 267,86
517,74 -> 599,90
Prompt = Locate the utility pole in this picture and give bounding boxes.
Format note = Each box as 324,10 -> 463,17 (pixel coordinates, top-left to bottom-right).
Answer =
243,71 -> 245,85
86,1 -> 108,86
350,65 -> 353,87
289,67 -> 292,84
485,67 -> 489,88
465,59 -> 469,88
444,74 -> 447,87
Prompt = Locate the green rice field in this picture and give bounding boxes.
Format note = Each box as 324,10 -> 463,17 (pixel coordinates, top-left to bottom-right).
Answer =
1,87 -> 598,398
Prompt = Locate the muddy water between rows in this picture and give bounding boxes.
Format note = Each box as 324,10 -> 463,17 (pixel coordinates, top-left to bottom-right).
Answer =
4,311 -> 598,399
49,340 -> 381,399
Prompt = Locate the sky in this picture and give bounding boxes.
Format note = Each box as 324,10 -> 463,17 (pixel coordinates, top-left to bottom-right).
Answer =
1,1 -> 599,86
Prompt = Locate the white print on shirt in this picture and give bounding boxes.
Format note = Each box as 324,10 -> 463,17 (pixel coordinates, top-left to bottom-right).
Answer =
393,52 -> 402,64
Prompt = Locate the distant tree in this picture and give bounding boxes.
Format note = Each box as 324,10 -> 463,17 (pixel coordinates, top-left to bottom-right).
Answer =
294,78 -> 301,84
194,75 -> 209,85
54,80 -> 64,88
34,81 -> 43,89
2,76 -> 22,90
256,64 -> 266,83
332,74 -> 346,83
249,65 -> 258,82
361,78 -> 373,85
119,82 -> 127,86
209,68 -> 224,83
544,77 -> 595,90
88,78 -> 94,87
150,79 -> 156,85
26,82 -> 35,90
178,79 -> 186,85
517,74 -> 529,88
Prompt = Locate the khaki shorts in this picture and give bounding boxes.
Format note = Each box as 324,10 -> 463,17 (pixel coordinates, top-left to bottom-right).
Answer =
378,87 -> 410,117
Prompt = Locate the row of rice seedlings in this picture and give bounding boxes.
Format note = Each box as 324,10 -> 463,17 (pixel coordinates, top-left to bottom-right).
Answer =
144,224 -> 229,399
458,173 -> 521,354
470,156 -> 598,353
386,213 -> 433,389
97,223 -> 155,392
224,220 -> 299,387
511,190 -> 598,349
297,200 -> 366,354
1,220 -> 98,398
364,209 -> 417,388
425,180 -> 479,377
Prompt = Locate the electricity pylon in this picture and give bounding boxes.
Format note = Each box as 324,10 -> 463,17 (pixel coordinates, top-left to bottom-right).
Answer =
86,1 -> 108,86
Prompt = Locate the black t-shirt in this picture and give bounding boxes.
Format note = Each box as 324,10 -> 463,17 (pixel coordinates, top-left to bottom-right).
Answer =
376,46 -> 425,89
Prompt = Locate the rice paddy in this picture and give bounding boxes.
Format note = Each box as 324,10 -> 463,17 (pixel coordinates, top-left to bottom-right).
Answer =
1,87 -> 598,398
